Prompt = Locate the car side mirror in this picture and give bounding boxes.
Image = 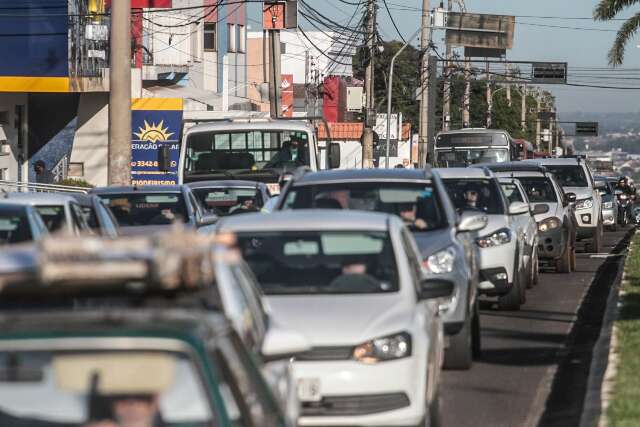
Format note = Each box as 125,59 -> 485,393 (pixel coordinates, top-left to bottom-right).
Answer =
565,192 -> 577,203
261,327 -> 311,362
419,278 -> 454,300
329,142 -> 341,169
531,204 -> 550,215
509,201 -> 530,215
456,211 -> 487,233
158,144 -> 171,172
196,213 -> 218,227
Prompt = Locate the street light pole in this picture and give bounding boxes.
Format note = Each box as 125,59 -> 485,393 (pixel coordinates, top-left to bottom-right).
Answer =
386,28 -> 422,168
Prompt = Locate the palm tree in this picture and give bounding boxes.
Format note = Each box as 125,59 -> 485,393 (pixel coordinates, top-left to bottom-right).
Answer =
594,0 -> 640,66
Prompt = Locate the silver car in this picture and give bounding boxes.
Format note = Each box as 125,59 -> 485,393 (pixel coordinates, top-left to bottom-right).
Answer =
274,168 -> 487,369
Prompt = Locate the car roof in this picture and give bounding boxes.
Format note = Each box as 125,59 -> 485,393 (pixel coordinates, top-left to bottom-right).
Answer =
293,168 -> 432,185
0,308 -> 231,340
4,192 -> 77,205
493,170 -> 546,179
69,193 -> 99,206
0,201 -> 30,213
219,209 -> 394,232
91,185 -> 185,194
187,180 -> 265,189
433,167 -> 494,179
437,128 -> 509,135
185,119 -> 313,135
525,158 -> 582,166
475,161 -> 547,174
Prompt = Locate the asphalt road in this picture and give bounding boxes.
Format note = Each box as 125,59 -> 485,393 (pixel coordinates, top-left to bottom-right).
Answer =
441,226 -> 633,427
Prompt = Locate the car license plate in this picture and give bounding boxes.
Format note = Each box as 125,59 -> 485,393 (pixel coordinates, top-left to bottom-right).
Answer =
297,378 -> 321,402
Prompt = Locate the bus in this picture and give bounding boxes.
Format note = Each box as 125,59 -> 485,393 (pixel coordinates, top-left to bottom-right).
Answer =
513,139 -> 535,160
433,128 -> 516,167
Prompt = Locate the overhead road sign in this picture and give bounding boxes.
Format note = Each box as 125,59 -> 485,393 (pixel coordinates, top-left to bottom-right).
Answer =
446,12 -> 515,50
575,122 -> 599,137
531,63 -> 567,84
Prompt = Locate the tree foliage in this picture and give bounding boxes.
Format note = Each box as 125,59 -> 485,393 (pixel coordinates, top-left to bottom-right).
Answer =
594,0 -> 640,65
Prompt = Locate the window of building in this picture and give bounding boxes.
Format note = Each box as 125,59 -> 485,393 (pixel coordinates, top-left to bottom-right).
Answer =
227,23 -> 236,52
204,22 -> 216,52
237,25 -> 246,53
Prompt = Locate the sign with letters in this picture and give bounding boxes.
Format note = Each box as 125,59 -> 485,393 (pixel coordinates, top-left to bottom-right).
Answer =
131,98 -> 183,186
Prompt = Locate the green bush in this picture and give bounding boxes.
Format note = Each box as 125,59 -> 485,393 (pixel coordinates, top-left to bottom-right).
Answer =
56,178 -> 94,188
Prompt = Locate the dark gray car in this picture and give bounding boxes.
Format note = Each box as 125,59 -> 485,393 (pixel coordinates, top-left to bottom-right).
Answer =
275,168 -> 487,369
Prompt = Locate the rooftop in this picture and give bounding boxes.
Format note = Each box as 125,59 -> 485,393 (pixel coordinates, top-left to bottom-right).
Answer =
292,168 -> 432,185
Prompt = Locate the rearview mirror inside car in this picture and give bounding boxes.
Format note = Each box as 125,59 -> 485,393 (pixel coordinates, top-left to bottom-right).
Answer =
419,278 -> 454,300
531,204 -> 550,215
457,211 -> 488,233
158,144 -> 171,172
509,201 -> 530,215
261,327 -> 311,362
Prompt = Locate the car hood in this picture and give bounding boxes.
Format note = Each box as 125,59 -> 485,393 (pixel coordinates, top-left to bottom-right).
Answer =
563,187 -> 592,200
478,214 -> 509,236
265,294 -> 413,346
412,228 -> 455,259
533,202 -> 562,222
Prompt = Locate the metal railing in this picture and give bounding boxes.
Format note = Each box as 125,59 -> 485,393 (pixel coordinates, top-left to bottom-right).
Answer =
51,155 -> 69,182
0,180 -> 89,194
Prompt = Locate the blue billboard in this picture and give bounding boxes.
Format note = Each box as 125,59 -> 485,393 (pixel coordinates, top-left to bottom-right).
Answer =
131,98 -> 183,186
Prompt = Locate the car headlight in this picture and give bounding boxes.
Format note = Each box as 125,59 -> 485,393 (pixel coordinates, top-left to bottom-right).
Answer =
603,201 -> 613,209
538,217 -> 561,232
476,228 -> 511,248
575,197 -> 593,210
353,332 -> 412,363
423,247 -> 456,274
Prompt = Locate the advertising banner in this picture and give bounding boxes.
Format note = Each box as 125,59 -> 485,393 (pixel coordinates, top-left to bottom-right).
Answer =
131,98 -> 183,185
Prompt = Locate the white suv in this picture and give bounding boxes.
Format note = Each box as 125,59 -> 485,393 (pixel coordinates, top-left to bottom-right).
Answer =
529,158 -> 605,253
219,210 -> 453,426
438,168 -> 530,310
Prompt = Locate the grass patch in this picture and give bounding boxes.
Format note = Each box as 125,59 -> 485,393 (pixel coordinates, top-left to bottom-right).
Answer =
607,231 -> 640,427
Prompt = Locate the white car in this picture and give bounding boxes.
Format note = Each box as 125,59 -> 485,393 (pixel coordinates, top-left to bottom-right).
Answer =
498,177 -> 541,288
219,210 -> 453,426
528,157 -> 605,253
438,168 -> 530,310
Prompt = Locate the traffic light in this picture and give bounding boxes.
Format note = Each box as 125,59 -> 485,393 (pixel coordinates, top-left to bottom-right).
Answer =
575,122 -> 598,137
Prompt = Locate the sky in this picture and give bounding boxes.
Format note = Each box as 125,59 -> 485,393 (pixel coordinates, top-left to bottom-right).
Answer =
248,0 -> 640,114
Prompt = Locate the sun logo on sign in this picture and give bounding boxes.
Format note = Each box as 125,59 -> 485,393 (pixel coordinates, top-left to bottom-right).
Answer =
133,120 -> 174,142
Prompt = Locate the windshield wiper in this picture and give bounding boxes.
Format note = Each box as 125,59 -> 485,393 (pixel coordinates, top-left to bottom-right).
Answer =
190,170 -> 235,178
235,168 -> 281,177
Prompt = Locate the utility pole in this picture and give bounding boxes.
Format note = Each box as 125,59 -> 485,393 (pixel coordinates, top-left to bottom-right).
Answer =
506,68 -> 511,107
418,0 -> 431,166
268,29 -> 282,118
108,0 -> 132,186
485,61 -> 492,128
362,0 -> 376,168
442,0 -> 453,132
521,84 -> 527,132
462,60 -> 470,128
535,92 -> 542,151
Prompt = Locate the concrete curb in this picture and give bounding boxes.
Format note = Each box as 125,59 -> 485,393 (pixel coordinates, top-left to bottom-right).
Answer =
579,229 -> 635,427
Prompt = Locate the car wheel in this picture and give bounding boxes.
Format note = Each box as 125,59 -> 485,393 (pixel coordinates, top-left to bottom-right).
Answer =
428,388 -> 442,427
556,239 -> 572,273
443,315 -> 473,370
498,267 -> 522,311
471,302 -> 482,358
593,222 -> 604,253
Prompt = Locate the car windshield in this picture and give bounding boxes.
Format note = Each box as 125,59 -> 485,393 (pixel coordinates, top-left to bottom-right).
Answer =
436,148 -> 509,167
596,180 -> 613,195
192,187 -> 263,216
98,193 -> 187,226
0,209 -> 32,244
35,205 -> 66,232
501,182 -> 525,204
545,165 -> 588,187
0,348 -> 213,425
282,183 -> 446,231
442,178 -> 505,214
517,177 -> 558,203
236,231 -> 399,295
184,129 -> 312,176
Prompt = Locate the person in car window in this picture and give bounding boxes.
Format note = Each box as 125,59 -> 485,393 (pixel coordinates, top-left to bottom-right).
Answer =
229,197 -> 259,214
265,135 -> 306,168
463,187 -> 483,211
85,394 -> 164,427
399,204 -> 428,230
